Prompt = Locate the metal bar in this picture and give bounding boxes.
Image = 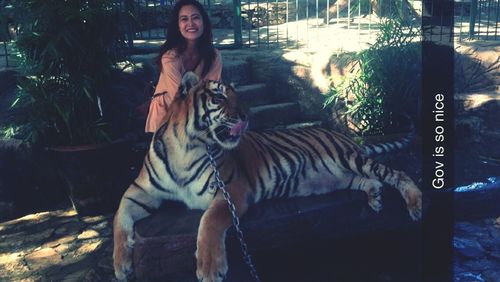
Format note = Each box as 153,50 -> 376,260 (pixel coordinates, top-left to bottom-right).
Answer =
369,0 -> 372,40
478,0 -> 483,39
440,0 -> 444,42
233,0 -> 243,48
470,0 -> 478,37
267,0 -> 270,48
358,0 -> 361,40
327,0 -> 330,26
257,0 -> 261,47
486,0 -> 491,39
305,0 -> 309,46
248,0 -> 252,47
348,0 -> 351,30
495,0 -> 499,39
296,0 -> 299,48
337,0 -> 340,25
316,0 -> 319,42
276,0 -> 279,47
147,0 -> 152,39
286,0 -> 289,46
459,0 -> 465,41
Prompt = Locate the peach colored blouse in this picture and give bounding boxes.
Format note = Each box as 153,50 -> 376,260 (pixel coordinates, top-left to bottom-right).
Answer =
145,48 -> 222,133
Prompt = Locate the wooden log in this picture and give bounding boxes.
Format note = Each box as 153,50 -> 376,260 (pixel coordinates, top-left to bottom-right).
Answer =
132,181 -> 500,280
133,189 -> 417,280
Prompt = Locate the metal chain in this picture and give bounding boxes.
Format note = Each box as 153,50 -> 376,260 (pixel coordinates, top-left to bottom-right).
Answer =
206,144 -> 261,282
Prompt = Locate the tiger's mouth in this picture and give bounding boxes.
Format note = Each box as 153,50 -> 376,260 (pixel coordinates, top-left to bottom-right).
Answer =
214,120 -> 248,144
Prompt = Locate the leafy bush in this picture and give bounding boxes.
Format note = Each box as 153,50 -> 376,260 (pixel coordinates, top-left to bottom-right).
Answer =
4,0 -> 127,146
325,17 -> 421,135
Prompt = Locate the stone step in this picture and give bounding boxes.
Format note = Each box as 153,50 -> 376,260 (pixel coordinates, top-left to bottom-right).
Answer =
128,54 -> 251,85
235,83 -> 270,107
221,59 -> 250,86
248,102 -> 301,130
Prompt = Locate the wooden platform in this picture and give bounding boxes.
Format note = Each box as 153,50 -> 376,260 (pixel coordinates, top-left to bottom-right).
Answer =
133,189 -> 420,280
132,180 -> 500,280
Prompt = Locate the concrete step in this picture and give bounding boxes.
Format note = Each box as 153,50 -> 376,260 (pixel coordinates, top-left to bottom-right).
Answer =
248,102 -> 301,130
235,83 -> 270,107
221,59 -> 250,86
128,54 -> 251,85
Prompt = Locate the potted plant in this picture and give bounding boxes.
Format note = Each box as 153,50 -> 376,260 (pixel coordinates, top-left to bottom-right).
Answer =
5,0 -> 137,216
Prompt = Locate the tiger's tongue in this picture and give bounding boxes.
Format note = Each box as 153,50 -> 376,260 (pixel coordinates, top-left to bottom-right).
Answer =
230,121 -> 248,136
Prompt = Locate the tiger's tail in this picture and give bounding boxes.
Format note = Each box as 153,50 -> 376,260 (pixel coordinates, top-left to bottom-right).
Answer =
361,115 -> 416,157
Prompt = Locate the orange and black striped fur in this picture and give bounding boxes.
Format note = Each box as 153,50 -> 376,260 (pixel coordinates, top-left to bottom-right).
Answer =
113,72 -> 422,282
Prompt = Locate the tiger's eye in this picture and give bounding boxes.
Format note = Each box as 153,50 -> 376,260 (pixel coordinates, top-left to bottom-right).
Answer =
212,94 -> 225,104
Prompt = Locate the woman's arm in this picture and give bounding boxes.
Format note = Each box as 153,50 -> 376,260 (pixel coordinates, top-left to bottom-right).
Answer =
145,51 -> 183,133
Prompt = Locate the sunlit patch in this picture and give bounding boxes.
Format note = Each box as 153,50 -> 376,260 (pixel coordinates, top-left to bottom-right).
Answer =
81,215 -> 107,224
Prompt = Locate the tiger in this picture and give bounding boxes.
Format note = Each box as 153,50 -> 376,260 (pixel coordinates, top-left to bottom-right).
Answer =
113,71 -> 422,282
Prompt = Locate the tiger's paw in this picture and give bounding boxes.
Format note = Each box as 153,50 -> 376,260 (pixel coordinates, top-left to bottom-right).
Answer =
113,245 -> 133,281
113,229 -> 134,281
405,187 -> 422,221
195,235 -> 228,282
367,180 -> 383,213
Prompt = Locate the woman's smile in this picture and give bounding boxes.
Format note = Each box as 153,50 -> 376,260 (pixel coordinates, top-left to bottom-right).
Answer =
179,5 -> 204,41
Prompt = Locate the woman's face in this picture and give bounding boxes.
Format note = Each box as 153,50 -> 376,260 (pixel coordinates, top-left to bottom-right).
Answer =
178,5 -> 204,42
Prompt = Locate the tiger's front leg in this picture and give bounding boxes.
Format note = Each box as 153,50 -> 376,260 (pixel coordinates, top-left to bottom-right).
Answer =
113,184 -> 161,281
196,188 -> 250,282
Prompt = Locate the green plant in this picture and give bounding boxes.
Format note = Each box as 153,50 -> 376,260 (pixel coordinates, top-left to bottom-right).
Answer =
4,0 -> 127,146
324,17 -> 421,135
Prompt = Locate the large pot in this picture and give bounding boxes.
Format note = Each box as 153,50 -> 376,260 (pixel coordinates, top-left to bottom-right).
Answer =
48,138 -> 136,216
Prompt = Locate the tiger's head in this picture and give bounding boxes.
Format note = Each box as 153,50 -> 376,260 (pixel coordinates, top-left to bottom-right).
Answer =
180,72 -> 248,149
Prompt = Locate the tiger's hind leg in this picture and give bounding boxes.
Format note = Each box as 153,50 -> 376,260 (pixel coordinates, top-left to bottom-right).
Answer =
357,157 -> 422,221
345,175 -> 384,213
113,184 -> 161,281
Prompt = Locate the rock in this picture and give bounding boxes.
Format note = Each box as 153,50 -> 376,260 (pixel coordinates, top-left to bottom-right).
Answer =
463,259 -> 499,272
454,237 -> 486,259
54,221 -> 82,235
0,252 -> 30,276
489,226 -> 500,240
81,215 -> 109,224
21,228 -> 54,246
454,272 -> 485,282
482,270 -> 500,282
25,248 -> 62,270
42,235 -> 76,248
77,229 -> 100,240
59,270 -> 88,282
75,240 -> 103,256
456,222 -> 488,236
54,243 -> 71,255
490,249 -> 500,262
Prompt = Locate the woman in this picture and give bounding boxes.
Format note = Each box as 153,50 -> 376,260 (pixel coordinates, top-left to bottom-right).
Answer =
145,0 -> 222,133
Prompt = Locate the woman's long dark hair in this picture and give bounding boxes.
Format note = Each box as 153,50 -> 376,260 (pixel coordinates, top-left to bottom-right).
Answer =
155,0 -> 216,77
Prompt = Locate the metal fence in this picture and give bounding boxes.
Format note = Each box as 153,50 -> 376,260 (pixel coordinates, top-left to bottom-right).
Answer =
455,0 -> 500,40
1,0 -> 499,68
116,0 -> 499,50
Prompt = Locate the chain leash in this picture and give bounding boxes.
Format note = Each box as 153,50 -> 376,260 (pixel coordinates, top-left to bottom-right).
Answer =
206,144 -> 261,282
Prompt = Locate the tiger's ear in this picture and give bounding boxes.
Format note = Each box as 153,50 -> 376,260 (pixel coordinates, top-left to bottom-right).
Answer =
179,71 -> 199,98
